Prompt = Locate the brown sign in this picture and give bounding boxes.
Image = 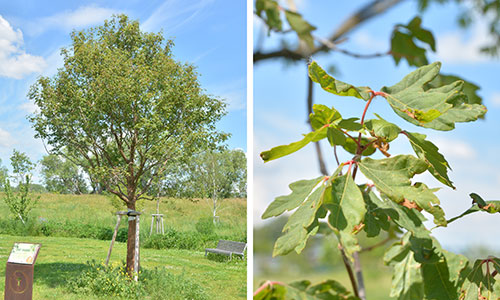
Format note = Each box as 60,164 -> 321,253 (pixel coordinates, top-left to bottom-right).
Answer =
4,243 -> 41,300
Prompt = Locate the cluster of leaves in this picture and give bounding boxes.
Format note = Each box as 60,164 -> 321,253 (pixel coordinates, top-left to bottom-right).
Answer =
255,61 -> 500,299
40,153 -> 88,194
255,0 -> 316,48
162,148 -> 247,199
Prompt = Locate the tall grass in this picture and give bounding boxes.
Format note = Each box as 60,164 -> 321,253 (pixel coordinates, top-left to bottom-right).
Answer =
0,193 -> 246,251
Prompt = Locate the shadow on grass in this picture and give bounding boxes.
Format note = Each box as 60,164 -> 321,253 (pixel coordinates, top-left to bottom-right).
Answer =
34,262 -> 90,288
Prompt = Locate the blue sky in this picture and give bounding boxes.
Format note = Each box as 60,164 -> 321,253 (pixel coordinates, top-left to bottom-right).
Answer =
0,0 -> 246,181
254,1 -> 500,250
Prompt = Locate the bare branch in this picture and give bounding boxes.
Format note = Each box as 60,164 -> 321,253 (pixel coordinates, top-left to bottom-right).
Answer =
254,0 -> 404,63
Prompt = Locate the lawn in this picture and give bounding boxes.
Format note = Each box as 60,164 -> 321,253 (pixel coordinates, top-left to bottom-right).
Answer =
0,194 -> 247,299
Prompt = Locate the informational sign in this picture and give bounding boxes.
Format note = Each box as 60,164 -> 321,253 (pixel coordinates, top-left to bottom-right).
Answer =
7,243 -> 41,265
5,243 -> 41,300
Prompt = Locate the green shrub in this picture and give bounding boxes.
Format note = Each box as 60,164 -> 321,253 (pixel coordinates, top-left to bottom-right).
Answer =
116,227 -> 128,243
67,260 -> 209,300
195,217 -> 215,235
68,260 -> 144,298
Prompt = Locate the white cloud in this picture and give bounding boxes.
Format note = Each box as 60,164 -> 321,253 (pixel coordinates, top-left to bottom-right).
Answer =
206,79 -> 246,112
142,0 -> 214,33
433,137 -> 476,160
28,5 -> 119,35
352,31 -> 387,52
491,92 -> 500,107
19,101 -> 38,114
0,16 -> 46,79
0,128 -> 15,148
435,19 -> 490,64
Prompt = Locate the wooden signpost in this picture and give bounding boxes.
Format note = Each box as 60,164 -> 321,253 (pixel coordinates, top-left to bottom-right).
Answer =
4,243 -> 41,300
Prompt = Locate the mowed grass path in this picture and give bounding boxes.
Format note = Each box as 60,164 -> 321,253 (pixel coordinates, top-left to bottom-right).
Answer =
0,235 -> 246,299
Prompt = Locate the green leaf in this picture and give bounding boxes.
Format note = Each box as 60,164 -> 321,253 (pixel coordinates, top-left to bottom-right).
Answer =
284,10 -> 316,49
406,16 -> 436,51
391,16 -> 435,67
421,251 -> 466,300
426,73 -> 483,106
262,176 -> 324,219
404,131 -> 454,188
327,126 -> 346,146
255,0 -> 283,32
381,62 -> 487,131
308,62 -> 371,100
260,127 -> 327,162
361,188 -> 391,237
273,186 -> 324,256
310,104 -> 342,131
364,115 -> 401,142
391,31 -> 428,67
384,235 -> 425,300
458,258 -> 500,300
261,104 -> 344,162
358,155 -> 446,226
470,193 -> 500,213
325,173 -> 366,241
338,118 -> 363,131
342,137 -> 376,156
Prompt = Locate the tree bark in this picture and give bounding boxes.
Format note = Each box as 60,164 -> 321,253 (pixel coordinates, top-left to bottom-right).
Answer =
126,201 -> 137,276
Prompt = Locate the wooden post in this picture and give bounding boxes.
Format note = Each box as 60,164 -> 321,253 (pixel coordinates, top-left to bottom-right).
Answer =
106,214 -> 122,266
149,214 -> 165,236
134,214 -> 140,282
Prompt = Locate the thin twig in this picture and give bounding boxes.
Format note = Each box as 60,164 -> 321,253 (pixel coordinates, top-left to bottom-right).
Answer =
360,236 -> 392,252
306,68 -> 328,175
338,244 -> 360,298
353,252 -> 366,300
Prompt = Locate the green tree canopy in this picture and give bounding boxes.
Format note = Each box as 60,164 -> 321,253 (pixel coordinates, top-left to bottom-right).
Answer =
40,153 -> 88,194
27,14 -> 227,274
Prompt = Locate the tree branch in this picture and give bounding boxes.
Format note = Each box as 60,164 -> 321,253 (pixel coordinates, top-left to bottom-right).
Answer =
306,70 -> 328,176
253,0 -> 404,63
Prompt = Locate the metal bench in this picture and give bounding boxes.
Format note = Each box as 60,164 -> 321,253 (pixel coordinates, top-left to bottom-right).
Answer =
205,240 -> 247,260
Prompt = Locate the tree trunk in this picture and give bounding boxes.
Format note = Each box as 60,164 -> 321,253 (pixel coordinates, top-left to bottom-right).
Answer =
126,201 -> 137,276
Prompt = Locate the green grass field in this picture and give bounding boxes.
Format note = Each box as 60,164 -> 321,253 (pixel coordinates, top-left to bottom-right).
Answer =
0,194 -> 247,299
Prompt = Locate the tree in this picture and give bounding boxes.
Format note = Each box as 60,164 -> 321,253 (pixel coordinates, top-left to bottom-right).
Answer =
40,153 -> 88,194
190,149 -> 247,222
161,149 -> 247,198
10,149 -> 34,185
0,159 -> 9,189
3,150 -> 38,224
28,15 -> 227,275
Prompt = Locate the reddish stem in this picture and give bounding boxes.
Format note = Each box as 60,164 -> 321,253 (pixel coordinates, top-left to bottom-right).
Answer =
253,281 -> 286,296
339,129 -> 360,147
